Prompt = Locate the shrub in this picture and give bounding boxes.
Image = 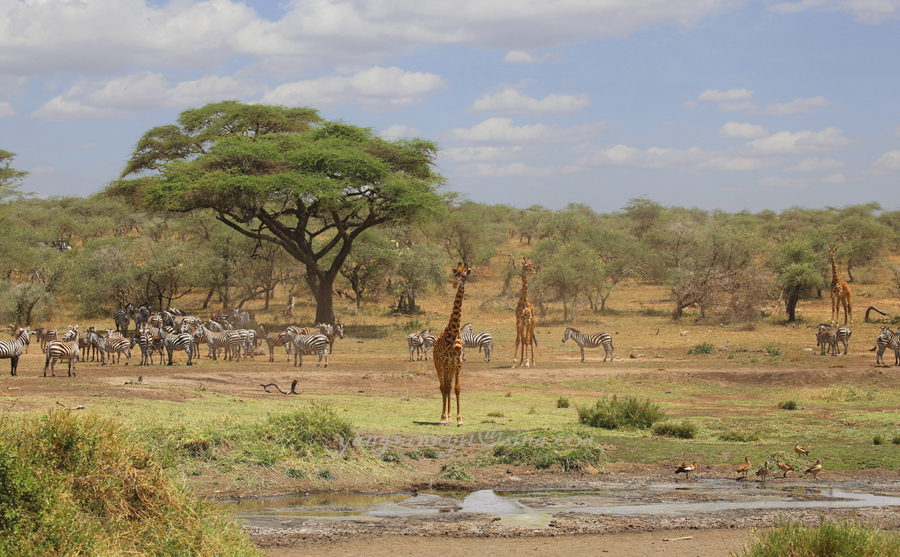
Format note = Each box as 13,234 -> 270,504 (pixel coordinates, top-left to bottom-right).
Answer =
764,345 -> 782,357
778,400 -> 798,410
285,468 -> 306,479
380,449 -> 403,463
719,430 -> 760,443
652,420 -> 697,439
316,469 -> 335,480
736,520 -> 900,557
420,447 -> 441,459
440,462 -> 473,482
491,440 -> 604,471
0,411 -> 259,557
577,395 -> 667,429
557,397 -> 570,408
261,402 -> 354,456
688,342 -> 716,355
893,435 -> 900,446
874,434 -> 885,446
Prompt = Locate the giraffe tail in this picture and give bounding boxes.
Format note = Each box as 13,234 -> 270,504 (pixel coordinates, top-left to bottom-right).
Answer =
532,333 -> 538,346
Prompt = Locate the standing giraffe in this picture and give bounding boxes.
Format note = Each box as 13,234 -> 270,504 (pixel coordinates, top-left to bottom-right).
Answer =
513,257 -> 538,368
829,245 -> 852,325
433,262 -> 471,426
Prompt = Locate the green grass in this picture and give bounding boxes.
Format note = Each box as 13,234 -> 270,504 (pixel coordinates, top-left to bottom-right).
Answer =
487,434 -> 605,471
577,395 -> 667,430
652,420 -> 697,439
737,520 -> 900,557
688,342 -> 716,355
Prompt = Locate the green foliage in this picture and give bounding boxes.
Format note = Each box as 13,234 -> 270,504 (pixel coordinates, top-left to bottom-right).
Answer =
0,150 -> 30,201
893,435 -> 900,446
556,397 -> 570,409
490,440 -> 604,471
737,520 -> 900,557
874,434 -> 884,446
420,447 -> 441,459
688,342 -> 716,355
577,395 -> 667,430
261,402 -> 354,457
285,468 -> 306,479
652,420 -> 697,439
778,400 -> 798,410
380,449 -> 404,463
0,411 -> 260,556
439,462 -> 473,482
719,430 -> 760,443
765,345 -> 782,357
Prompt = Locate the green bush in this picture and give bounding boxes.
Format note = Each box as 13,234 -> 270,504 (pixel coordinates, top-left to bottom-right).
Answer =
380,449 -> 404,463
737,520 -> 900,557
440,462 -> 474,482
764,345 -> 782,357
557,397 -> 570,408
261,402 -> 354,456
874,434 -> 885,446
490,441 -> 604,471
688,342 -> 716,355
0,411 -> 260,557
892,435 -> 900,446
778,400 -> 798,410
652,420 -> 697,439
719,430 -> 760,442
577,395 -> 667,429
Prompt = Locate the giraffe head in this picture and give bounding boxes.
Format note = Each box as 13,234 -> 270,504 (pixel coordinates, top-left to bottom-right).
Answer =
522,257 -> 535,275
829,245 -> 837,258
452,262 -> 471,288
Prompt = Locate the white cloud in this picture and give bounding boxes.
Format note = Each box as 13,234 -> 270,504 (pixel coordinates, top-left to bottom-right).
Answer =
259,66 -> 445,112
765,0 -> 900,23
33,96 -> 129,122
866,150 -> 900,174
698,88 -> 754,102
719,122 -> 768,139
784,157 -> 845,172
759,176 -> 810,188
442,146 -> 526,162
821,173 -> 846,184
746,127 -> 850,155
0,101 -> 13,117
470,88 -> 590,115
379,124 -> 420,140
447,118 -> 603,143
459,162 -> 555,178
504,51 -> 559,64
762,96 -> 836,115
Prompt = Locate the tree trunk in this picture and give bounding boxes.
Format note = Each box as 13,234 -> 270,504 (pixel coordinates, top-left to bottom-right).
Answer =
786,289 -> 800,322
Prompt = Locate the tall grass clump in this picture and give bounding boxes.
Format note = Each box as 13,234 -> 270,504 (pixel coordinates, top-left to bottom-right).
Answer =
0,410 -> 260,557
688,342 -> 716,355
577,395 -> 667,429
652,420 -> 697,439
491,440 -> 604,471
736,520 -> 900,557
261,402 -> 354,457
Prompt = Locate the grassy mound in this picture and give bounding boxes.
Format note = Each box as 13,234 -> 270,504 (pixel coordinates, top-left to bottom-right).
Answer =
738,521 -> 900,557
0,410 -> 260,557
577,395 -> 667,429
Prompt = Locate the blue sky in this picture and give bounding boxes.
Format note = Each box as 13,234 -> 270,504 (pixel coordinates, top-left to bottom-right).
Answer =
2,0 -> 900,213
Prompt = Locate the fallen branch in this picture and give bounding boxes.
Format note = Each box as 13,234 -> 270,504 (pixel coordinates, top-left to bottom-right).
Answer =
261,379 -> 300,395
865,306 -> 895,323
56,401 -> 85,410
663,536 -> 693,542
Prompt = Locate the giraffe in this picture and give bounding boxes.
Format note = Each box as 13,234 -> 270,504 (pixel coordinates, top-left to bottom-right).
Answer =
829,245 -> 852,325
513,257 -> 537,368
433,262 -> 471,426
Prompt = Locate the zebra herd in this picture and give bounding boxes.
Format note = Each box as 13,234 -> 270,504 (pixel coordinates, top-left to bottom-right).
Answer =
407,323 -> 494,363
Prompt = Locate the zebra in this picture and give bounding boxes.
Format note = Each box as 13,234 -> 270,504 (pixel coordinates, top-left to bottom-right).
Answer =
33,327 -> 57,351
258,325 -> 292,362
87,330 -> 131,365
562,327 -> 614,362
408,331 -> 425,361
63,325 -> 98,363
196,325 -> 241,361
113,304 -> 132,336
0,326 -> 30,376
817,326 -> 851,356
871,326 -> 900,366
234,329 -> 257,358
286,332 -> 329,367
461,323 -> 493,362
158,327 -> 194,366
130,331 -> 156,366
421,330 -> 437,360
44,340 -> 80,377
325,323 -> 344,353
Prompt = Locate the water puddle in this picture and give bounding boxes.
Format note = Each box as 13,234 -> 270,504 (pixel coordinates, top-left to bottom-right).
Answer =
222,480 -> 900,529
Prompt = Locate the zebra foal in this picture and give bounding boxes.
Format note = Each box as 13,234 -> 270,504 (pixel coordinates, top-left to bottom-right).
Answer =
562,327 -> 614,362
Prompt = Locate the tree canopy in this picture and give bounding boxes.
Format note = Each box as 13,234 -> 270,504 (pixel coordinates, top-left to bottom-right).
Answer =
107,101 -> 446,323
0,150 -> 29,201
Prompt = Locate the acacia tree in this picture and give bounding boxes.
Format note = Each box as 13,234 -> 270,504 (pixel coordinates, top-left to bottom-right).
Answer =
0,150 -> 29,201
108,101 -> 445,323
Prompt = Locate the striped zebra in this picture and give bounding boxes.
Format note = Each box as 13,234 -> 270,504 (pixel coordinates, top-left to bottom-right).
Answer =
196,325 -> 241,361
234,329 -> 257,358
286,332 -> 329,367
0,326 -> 30,376
156,327 -> 194,366
325,323 -> 343,353
258,325 -> 292,362
87,331 -> 131,365
871,326 -> 900,366
461,323 -> 493,362
114,304 -> 132,335
33,327 -> 57,351
130,331 -> 156,366
44,340 -> 79,377
407,331 -> 425,361
562,327 -> 614,362
421,331 -> 437,360
817,326 -> 851,356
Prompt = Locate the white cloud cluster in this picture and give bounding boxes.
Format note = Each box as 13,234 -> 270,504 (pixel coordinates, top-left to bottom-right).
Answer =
866,150 -> 900,174
695,89 -> 836,115
504,51 -> 559,64
447,117 -> 603,143
719,122 -> 768,139
470,88 -> 590,115
765,0 -> 900,23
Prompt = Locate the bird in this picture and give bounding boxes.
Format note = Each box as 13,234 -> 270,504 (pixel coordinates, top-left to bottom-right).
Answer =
756,461 -> 770,482
675,461 -> 696,480
804,459 -> 822,480
736,456 -> 752,479
776,459 -> 795,478
794,441 -> 810,457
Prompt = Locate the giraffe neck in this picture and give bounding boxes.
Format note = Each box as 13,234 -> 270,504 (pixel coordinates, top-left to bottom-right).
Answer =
831,254 -> 840,287
519,271 -> 529,306
446,283 -> 466,338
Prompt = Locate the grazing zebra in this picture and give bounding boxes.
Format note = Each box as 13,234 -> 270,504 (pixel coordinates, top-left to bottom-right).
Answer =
408,331 -> 425,361
421,330 -> 437,360
87,331 -> 131,365
461,323 -> 493,362
0,326 -> 30,376
562,327 -> 614,362
44,340 -> 79,377
158,328 -> 194,366
817,326 -> 851,356
872,326 -> 900,366
258,325 -> 292,362
196,325 -> 241,361
286,332 -> 329,367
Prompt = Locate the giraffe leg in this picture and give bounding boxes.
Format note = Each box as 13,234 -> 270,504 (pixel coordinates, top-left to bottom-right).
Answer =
454,369 -> 462,427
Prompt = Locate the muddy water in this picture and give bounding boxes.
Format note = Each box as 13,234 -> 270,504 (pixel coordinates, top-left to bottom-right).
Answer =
221,480 -> 900,529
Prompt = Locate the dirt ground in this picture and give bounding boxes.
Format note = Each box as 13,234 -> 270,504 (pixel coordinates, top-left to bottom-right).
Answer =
5,339 -> 900,557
